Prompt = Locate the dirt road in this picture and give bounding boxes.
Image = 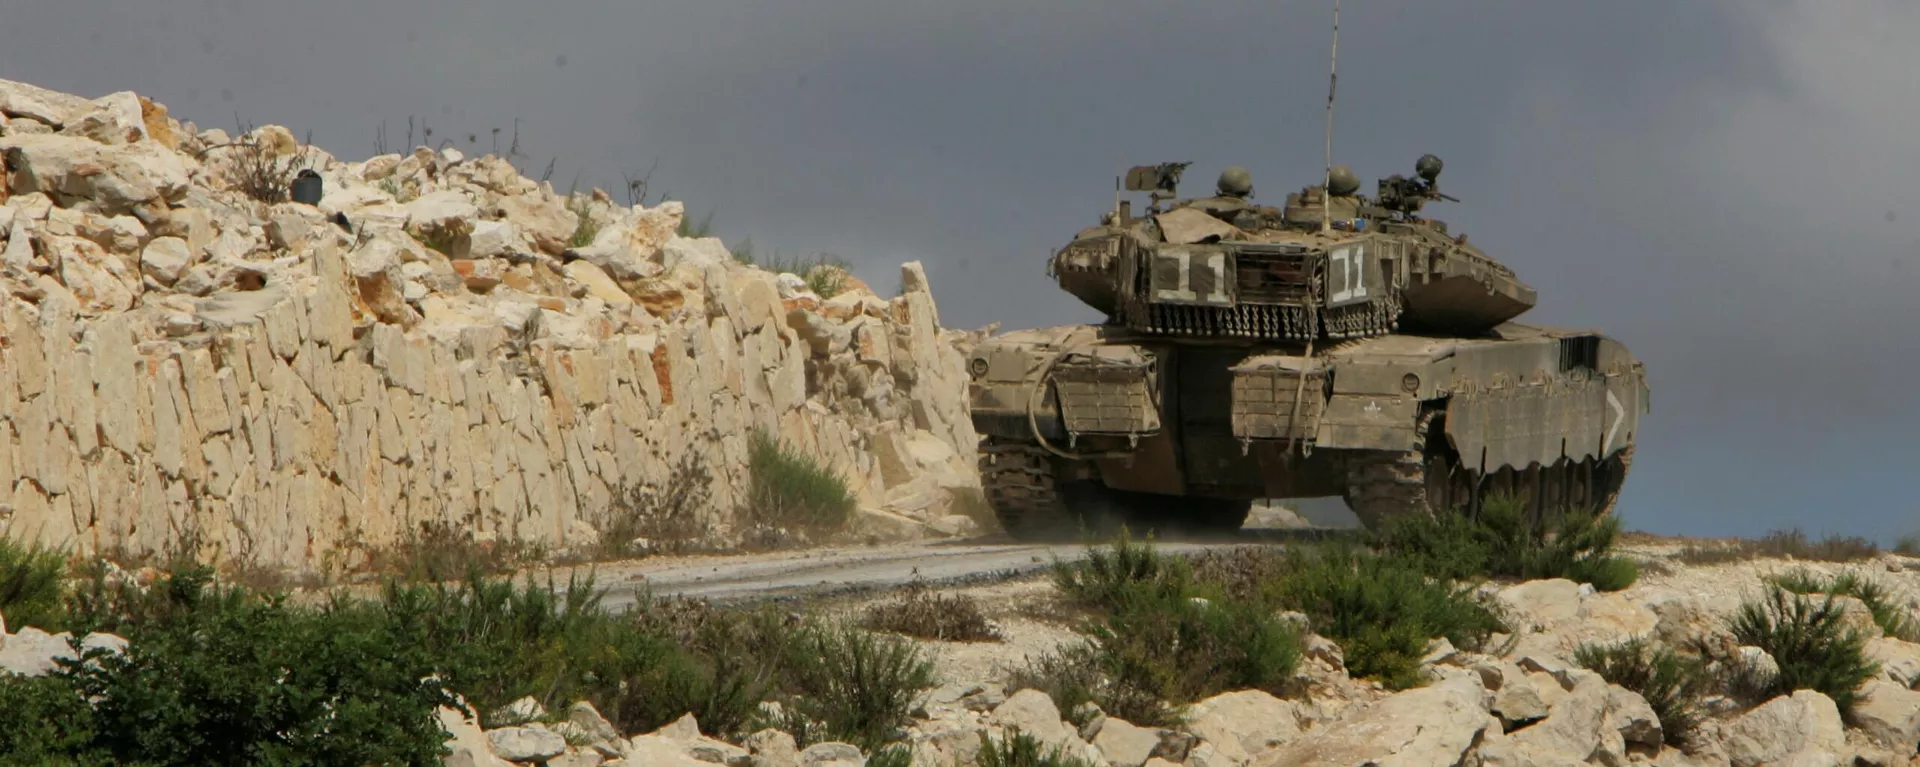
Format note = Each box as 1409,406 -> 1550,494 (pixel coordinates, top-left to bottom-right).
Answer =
555,524 -> 1344,610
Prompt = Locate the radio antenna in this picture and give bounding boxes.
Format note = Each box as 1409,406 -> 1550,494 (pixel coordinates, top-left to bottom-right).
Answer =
1321,0 -> 1340,234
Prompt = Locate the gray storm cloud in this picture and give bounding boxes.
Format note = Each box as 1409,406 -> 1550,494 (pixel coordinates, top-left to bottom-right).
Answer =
2,0 -> 1914,539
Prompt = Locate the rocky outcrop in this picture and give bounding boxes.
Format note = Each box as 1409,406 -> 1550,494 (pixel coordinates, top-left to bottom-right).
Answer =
0,78 -> 985,571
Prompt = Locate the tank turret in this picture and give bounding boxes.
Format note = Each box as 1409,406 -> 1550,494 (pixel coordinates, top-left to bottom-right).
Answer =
1048,156 -> 1537,341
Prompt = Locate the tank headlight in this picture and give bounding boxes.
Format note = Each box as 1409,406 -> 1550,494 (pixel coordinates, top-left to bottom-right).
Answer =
1401,373 -> 1420,393
970,358 -> 990,379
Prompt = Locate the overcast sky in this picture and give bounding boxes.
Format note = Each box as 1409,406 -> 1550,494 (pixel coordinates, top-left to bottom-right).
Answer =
4,0 -> 1916,542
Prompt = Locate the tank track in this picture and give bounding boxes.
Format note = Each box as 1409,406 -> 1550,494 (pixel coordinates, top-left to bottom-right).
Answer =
980,438 -> 1078,540
1343,411 -> 1635,530
981,438 -> 1248,540
1344,410 -> 1444,530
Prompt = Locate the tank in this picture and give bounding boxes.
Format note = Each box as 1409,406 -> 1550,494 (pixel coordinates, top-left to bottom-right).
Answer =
969,157 -> 1650,539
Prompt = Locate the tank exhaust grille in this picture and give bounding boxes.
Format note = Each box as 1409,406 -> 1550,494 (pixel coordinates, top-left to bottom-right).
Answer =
1559,336 -> 1600,372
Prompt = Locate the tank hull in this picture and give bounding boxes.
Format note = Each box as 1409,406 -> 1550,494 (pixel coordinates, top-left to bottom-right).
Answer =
967,321 -> 1648,538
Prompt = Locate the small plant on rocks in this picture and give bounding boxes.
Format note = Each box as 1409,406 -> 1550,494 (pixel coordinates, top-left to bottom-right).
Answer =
1728,584 -> 1880,716
744,428 -> 858,538
1371,493 -> 1639,591
1574,637 -> 1712,746
976,728 -> 1095,767
861,581 -> 1003,642
0,537 -> 70,631
1030,535 -> 1301,725
1765,567 -> 1920,641
1266,544 -> 1506,690
776,621 -> 937,751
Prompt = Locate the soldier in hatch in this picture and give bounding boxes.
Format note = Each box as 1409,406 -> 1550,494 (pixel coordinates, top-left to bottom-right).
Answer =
1185,166 -> 1284,230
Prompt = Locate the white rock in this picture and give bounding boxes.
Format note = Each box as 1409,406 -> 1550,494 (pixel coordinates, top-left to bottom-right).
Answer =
744,728 -> 800,767
140,236 -> 191,285
1251,677 -> 1493,767
438,705 -> 515,767
61,91 -> 148,145
1724,691 -> 1847,767
775,273 -> 810,298
565,701 -> 620,746
0,628 -> 125,676
1092,718 -> 1162,767
1852,680 -> 1920,751
564,260 -> 633,308
405,189 -> 480,231
1184,690 -> 1302,763
662,236 -> 731,272
798,742 -> 863,765
469,220 -> 520,259
0,134 -> 191,214
486,725 -> 567,762
1497,579 -> 1583,626
0,78 -> 91,127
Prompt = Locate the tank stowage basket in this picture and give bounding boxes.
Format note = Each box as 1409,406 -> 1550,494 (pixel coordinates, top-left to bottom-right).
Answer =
1050,348 -> 1162,438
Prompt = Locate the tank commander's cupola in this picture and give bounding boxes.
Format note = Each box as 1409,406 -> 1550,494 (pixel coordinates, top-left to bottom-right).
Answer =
1374,154 -> 1457,219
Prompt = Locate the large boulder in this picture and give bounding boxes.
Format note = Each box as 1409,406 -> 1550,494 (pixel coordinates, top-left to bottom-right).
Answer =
1,134 -> 191,214
1723,691 -> 1847,767
1251,677 -> 1494,767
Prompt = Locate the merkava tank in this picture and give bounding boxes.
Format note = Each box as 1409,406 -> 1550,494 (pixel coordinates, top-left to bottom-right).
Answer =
968,157 -> 1649,539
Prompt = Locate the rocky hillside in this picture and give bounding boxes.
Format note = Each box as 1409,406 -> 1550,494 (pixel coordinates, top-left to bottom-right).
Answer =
8,534 -> 1919,766
0,78 -> 986,573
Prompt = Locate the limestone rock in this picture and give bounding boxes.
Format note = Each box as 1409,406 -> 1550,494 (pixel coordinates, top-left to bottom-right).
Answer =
0,78 -> 91,127
1851,681 -> 1920,751
62,91 -> 149,145
744,729 -> 800,767
797,742 -> 862,765
1183,689 -> 1302,763
140,235 -> 191,285
1,134 -> 191,214
1251,677 -> 1493,767
1092,718 -> 1162,767
487,725 -> 568,762
438,705 -> 516,767
1724,691 -> 1847,767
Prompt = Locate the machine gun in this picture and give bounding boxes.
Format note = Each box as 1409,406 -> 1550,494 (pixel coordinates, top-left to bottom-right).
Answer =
1374,154 -> 1458,218
1124,162 -> 1193,213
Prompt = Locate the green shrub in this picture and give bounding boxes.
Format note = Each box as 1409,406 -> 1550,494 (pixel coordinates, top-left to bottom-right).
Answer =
0,674 -> 104,765
1032,536 -> 1301,725
777,622 -> 936,750
867,744 -> 917,767
0,537 -> 69,631
1269,546 -> 1505,690
1728,585 -> 1879,715
34,577 -> 460,766
1051,528 -> 1192,613
1574,637 -> 1710,746
747,429 -> 858,534
976,729 -> 1094,767
1372,494 -> 1638,591
1766,568 -> 1920,641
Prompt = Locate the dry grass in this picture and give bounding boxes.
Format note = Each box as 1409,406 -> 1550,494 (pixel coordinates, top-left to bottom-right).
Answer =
860,581 -> 1003,643
1673,528 -> 1880,566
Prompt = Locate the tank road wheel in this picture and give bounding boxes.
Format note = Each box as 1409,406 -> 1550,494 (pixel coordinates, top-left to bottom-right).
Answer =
980,438 -> 1125,541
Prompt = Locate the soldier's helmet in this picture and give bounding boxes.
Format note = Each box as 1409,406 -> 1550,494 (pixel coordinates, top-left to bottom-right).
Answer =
1217,166 -> 1254,198
1327,165 -> 1361,196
